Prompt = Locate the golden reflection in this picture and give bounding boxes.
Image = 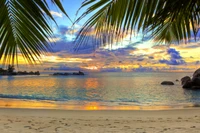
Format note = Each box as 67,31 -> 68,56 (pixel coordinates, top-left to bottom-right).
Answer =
10,78 -> 57,88
83,102 -> 105,110
65,78 -> 78,97
0,99 -> 189,110
84,78 -> 99,89
0,99 -> 56,109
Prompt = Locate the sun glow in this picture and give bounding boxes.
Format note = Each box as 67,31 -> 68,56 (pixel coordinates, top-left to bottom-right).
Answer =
83,66 -> 98,70
42,55 -> 93,63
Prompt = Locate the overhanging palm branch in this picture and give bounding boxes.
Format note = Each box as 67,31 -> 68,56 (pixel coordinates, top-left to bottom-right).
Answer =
0,0 -> 70,65
75,0 -> 200,49
149,0 -> 200,43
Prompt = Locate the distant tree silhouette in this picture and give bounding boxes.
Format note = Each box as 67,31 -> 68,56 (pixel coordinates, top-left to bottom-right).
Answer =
7,65 -> 15,73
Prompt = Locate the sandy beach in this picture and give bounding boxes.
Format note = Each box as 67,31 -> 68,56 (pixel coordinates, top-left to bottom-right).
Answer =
0,108 -> 200,133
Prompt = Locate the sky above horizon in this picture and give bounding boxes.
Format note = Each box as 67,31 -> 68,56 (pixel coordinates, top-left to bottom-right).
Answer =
8,0 -> 200,72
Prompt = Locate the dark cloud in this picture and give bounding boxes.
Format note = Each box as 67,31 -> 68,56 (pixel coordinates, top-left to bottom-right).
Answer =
137,58 -> 144,61
112,47 -> 136,56
148,56 -> 154,59
44,65 -> 82,71
51,38 -> 95,55
51,40 -> 74,53
167,48 -> 182,59
159,48 -> 185,65
74,44 -> 95,54
159,59 -> 185,65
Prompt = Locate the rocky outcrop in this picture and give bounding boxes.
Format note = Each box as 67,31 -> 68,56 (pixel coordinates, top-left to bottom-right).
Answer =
192,68 -> 200,80
181,76 -> 192,88
52,71 -> 85,76
73,71 -> 84,75
161,81 -> 174,85
192,77 -> 200,86
181,68 -> 200,89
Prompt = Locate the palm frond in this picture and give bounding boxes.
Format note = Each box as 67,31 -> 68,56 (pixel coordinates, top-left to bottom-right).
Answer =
149,0 -> 200,44
0,0 -> 69,65
75,0 -> 200,48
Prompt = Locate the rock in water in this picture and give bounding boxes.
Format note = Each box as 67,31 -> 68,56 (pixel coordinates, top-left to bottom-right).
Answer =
181,76 -> 193,88
181,76 -> 191,85
181,68 -> 200,89
161,81 -> 174,85
192,77 -> 200,86
182,81 -> 193,88
192,68 -> 200,80
191,86 -> 200,90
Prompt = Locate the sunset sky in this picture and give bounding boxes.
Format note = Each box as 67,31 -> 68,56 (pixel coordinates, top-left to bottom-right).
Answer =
10,0 -> 200,72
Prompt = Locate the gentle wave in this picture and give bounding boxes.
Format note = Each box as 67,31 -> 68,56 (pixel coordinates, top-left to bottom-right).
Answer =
0,94 -> 63,101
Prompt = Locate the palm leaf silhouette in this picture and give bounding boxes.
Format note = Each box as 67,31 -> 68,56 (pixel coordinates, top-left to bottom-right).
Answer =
0,0 -> 70,64
76,0 -> 200,48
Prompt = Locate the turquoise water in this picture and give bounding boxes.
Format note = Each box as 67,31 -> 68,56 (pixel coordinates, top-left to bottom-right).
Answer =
0,72 -> 200,110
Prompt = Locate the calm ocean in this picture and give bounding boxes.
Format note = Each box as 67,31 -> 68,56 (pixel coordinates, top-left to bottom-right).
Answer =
0,72 -> 199,110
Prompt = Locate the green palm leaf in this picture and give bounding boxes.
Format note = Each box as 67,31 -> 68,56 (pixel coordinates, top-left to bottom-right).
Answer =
149,0 -> 200,44
76,0 -> 200,48
0,0 -> 70,65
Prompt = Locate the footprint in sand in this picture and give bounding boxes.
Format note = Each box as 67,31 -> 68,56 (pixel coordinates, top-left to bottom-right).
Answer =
175,127 -> 184,129
124,126 -> 131,129
24,126 -> 32,129
55,127 -> 62,132
149,127 -> 155,129
49,120 -> 57,124
163,128 -> 168,131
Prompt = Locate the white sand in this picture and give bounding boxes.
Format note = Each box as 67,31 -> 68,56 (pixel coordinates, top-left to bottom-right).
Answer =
0,108 -> 200,133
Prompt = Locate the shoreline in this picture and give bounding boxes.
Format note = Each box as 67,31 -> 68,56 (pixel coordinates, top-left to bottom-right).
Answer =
0,98 -> 200,111
0,108 -> 200,132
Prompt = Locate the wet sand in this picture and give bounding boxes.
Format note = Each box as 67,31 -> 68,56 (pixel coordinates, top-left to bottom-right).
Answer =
0,108 -> 200,133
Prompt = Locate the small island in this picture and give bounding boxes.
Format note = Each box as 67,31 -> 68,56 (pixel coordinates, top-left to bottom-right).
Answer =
51,71 -> 84,76
0,65 -> 40,76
